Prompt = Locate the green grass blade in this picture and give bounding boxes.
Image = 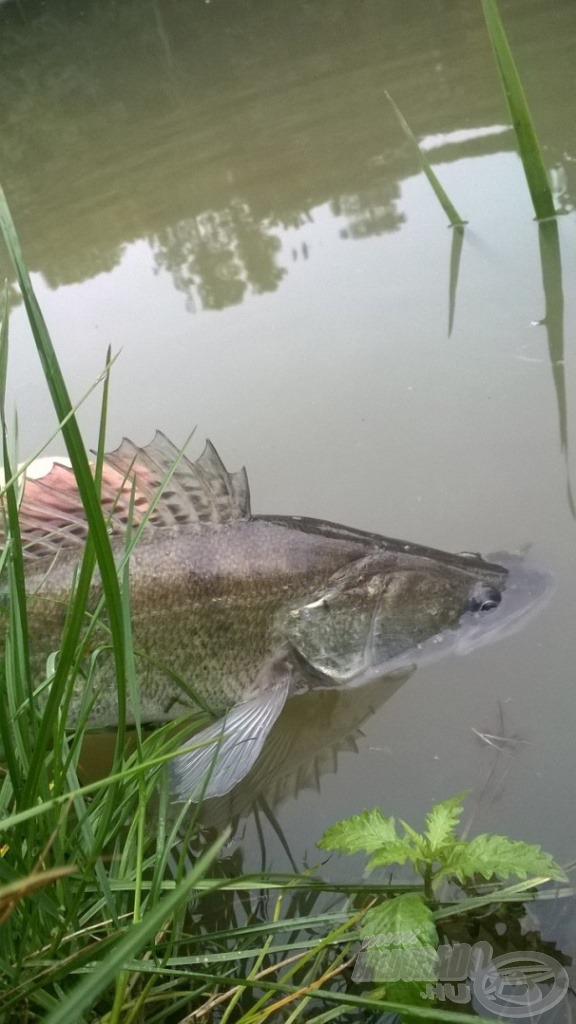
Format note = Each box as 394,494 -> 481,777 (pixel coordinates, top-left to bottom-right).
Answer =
481,0 -> 555,220
537,220 -> 566,444
147,966 -> 496,1024
433,875 -> 565,921
39,830 -> 229,1024
0,283 -> 9,418
0,289 -> 33,731
386,92 -> 467,227
0,183 -> 127,807
0,291 -> 23,786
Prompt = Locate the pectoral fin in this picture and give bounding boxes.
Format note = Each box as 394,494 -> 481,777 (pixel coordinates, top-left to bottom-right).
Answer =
170,682 -> 290,801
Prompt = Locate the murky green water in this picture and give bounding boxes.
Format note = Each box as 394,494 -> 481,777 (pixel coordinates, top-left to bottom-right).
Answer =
1,0 -> 576,998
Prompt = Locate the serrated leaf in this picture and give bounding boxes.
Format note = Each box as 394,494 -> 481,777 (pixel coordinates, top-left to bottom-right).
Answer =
354,894 -> 438,986
424,793 -> 465,852
399,819 -> 427,855
318,808 -> 399,856
367,840 -> 416,871
361,893 -> 437,947
436,842 -> 470,882
442,834 -> 568,884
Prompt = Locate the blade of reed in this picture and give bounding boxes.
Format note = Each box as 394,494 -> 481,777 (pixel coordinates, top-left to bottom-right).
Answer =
385,91 -> 467,227
0,183 -> 127,807
0,731 -> 226,833
0,288 -> 31,705
0,289 -> 20,785
481,0 -> 555,220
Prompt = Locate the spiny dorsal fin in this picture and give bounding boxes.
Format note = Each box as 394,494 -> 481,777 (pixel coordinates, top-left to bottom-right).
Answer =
4,433 -> 251,562
104,431 -> 251,528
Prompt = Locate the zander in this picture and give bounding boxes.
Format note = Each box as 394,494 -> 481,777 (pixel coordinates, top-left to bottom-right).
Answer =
7,433 -> 551,799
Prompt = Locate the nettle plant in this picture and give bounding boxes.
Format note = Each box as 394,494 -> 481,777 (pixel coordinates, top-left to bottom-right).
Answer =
318,794 -> 568,981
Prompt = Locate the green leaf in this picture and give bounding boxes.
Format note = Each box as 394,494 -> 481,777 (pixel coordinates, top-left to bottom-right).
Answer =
354,894 -> 438,986
423,793 -> 465,853
361,893 -> 437,948
442,834 -> 568,884
0,182 -> 128,807
318,808 -> 400,856
385,92 -> 467,227
367,842 -> 418,871
399,819 -> 427,854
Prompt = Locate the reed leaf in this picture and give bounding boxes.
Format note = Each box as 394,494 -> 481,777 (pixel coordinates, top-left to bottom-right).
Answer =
0,183 -> 127,808
386,91 -> 467,227
481,0 -> 555,220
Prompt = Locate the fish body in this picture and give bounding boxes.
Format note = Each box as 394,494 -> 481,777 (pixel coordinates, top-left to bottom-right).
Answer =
23,514 -> 506,723
10,434 -> 551,798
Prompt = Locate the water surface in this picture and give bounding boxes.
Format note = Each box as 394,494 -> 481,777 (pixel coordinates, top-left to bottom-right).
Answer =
1,0 -> 575,999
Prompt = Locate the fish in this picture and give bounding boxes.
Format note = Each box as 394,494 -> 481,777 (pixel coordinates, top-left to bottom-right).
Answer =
6,432 -> 552,800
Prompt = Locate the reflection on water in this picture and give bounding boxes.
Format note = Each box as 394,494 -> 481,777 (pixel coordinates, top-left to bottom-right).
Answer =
448,224 -> 464,336
79,672 -> 409,838
198,671 -> 409,833
534,218 -> 573,513
1,0 -> 574,310
152,201 -> 285,312
332,184 -> 404,241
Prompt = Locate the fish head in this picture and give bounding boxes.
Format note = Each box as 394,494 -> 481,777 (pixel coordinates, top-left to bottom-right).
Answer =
286,549 -> 552,686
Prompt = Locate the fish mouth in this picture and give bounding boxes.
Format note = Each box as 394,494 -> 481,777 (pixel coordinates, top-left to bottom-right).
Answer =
359,554 -> 555,678
452,554 -> 555,657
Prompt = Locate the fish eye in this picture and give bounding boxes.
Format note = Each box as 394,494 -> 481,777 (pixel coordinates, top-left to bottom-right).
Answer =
469,585 -> 502,613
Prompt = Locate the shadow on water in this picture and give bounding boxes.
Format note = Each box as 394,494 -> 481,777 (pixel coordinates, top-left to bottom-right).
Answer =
537,218 -> 574,516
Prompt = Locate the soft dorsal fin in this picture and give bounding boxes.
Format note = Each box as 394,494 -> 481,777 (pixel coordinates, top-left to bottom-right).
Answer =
3,433 -> 251,563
